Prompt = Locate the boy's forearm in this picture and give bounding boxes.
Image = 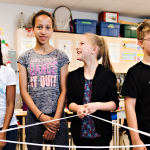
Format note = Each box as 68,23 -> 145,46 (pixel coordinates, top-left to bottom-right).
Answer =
125,102 -> 141,142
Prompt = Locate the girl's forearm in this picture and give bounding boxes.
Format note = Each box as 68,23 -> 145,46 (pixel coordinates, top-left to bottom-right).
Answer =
20,89 -> 41,119
96,101 -> 116,111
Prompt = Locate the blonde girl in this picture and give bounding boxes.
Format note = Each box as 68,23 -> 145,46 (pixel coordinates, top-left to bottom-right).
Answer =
67,33 -> 119,150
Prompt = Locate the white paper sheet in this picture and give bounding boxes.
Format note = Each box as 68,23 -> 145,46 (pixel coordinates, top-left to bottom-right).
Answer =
20,37 -> 36,56
58,40 -> 72,61
49,39 -> 54,47
109,43 -> 120,63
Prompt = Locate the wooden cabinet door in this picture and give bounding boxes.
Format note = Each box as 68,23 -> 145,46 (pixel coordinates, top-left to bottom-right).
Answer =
106,37 -> 122,73
55,32 -> 74,72
14,29 -> 33,58
50,32 -> 56,47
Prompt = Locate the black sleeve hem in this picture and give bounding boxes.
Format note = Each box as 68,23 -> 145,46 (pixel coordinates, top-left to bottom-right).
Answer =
121,93 -> 137,99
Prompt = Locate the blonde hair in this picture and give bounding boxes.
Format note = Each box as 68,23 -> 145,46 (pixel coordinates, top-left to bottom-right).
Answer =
84,33 -> 114,72
137,19 -> 150,40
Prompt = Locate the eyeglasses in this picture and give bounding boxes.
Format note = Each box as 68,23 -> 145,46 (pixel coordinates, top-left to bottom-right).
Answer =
141,38 -> 150,41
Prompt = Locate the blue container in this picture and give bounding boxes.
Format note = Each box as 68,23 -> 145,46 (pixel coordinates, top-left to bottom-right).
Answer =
73,19 -> 97,34
111,112 -> 117,120
97,21 -> 120,37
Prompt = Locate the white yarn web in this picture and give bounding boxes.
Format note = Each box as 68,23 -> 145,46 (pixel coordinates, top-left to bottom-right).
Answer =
54,7 -> 71,31
1,114 -> 150,148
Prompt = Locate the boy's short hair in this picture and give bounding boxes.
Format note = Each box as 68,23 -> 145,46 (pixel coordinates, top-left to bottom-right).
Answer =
32,10 -> 55,28
137,19 -> 150,40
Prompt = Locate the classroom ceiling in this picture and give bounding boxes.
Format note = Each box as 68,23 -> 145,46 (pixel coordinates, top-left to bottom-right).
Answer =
0,0 -> 150,18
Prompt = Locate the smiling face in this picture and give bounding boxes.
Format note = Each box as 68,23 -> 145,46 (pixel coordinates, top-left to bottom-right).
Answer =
76,36 -> 95,62
32,15 -> 53,45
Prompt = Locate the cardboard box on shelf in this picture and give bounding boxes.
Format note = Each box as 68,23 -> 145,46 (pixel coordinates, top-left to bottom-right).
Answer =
119,20 -> 139,25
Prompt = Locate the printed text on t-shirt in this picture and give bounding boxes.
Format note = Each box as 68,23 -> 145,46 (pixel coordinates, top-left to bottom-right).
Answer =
29,59 -> 57,88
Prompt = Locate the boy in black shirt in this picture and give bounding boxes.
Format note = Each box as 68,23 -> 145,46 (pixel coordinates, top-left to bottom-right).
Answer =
121,19 -> 150,150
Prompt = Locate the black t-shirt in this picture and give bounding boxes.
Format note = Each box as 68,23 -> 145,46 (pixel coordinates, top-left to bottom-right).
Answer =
121,61 -> 150,144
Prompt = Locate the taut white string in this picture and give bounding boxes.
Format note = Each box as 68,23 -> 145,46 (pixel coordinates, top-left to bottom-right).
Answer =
0,139 -> 150,148
0,114 -> 79,133
89,114 -> 150,137
0,113 -> 150,148
1,113 -> 150,137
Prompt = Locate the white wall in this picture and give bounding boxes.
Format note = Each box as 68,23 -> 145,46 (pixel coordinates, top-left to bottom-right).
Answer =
0,3 -> 53,50
0,2 -> 146,51
119,16 -> 145,24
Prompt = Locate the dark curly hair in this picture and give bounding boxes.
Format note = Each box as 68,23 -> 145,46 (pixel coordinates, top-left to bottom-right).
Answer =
0,39 -> 3,66
32,10 -> 55,28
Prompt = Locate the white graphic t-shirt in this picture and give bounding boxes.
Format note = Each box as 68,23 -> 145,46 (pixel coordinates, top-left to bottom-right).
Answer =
0,65 -> 17,128
17,49 -> 69,114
